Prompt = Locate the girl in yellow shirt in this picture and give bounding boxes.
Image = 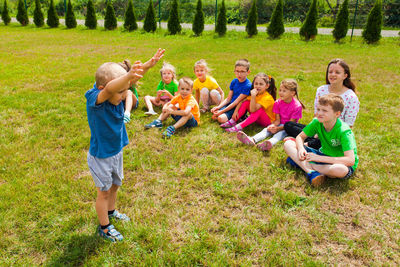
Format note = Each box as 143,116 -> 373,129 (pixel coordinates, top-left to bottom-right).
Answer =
221,73 -> 276,132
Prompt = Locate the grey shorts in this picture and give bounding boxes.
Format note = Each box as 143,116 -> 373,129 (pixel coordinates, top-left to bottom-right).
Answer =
87,151 -> 124,191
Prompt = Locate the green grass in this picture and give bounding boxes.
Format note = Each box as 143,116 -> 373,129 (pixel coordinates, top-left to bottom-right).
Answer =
0,24 -> 400,265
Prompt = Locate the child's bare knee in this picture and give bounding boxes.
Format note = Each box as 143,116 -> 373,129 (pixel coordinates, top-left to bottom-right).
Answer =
217,116 -> 227,123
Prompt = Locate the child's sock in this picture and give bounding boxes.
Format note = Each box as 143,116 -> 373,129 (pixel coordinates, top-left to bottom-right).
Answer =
220,119 -> 236,128
108,210 -> 115,216
225,124 -> 243,133
100,223 -> 111,230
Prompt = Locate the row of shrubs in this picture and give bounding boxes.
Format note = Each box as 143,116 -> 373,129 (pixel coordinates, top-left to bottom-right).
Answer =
1,0 -> 387,43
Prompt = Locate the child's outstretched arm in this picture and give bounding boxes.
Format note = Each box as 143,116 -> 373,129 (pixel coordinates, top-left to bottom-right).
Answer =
97,62 -> 143,104
142,48 -> 165,75
306,150 -> 355,166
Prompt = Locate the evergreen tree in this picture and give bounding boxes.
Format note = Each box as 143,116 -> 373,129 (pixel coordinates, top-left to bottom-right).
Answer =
192,0 -> 204,36
85,0 -> 97,29
124,0 -> 137,31
362,0 -> 383,44
332,0 -> 349,42
267,0 -> 285,39
33,0 -> 44,27
1,0 -> 11,25
215,0 -> 226,36
299,0 -> 318,40
143,0 -> 156,32
104,1 -> 117,30
167,0 -> 181,34
47,0 -> 59,28
16,0 -> 29,26
246,0 -> 258,37
65,0 -> 77,28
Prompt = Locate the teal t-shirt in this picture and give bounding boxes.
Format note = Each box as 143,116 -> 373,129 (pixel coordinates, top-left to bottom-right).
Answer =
303,118 -> 359,170
157,80 -> 178,95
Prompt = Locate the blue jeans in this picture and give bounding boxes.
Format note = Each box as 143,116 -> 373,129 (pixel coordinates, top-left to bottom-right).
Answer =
171,114 -> 198,128
304,146 -> 354,179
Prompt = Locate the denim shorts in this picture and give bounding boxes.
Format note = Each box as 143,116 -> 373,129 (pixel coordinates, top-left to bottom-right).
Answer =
221,105 -> 235,120
171,114 -> 198,128
304,146 -> 354,179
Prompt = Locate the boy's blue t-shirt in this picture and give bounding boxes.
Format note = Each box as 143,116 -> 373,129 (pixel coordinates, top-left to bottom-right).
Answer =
85,84 -> 129,158
230,78 -> 252,103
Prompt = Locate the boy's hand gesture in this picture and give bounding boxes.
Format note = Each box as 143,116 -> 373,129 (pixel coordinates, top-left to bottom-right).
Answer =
129,61 -> 144,83
298,148 -> 307,161
149,48 -> 165,67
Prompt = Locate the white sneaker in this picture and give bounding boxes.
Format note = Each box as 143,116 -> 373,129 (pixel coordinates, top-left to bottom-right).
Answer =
145,111 -> 158,116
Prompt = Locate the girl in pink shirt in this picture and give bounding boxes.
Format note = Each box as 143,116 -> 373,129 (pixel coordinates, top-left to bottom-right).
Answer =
237,79 -> 305,151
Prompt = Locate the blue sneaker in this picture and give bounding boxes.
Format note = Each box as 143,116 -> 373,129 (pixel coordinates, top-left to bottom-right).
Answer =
286,157 -> 300,169
162,126 -> 176,138
109,210 -> 130,222
307,171 -> 326,187
97,224 -> 123,242
145,119 -> 162,129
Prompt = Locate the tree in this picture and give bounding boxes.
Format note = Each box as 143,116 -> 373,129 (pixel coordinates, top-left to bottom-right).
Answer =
299,0 -> 318,40
192,0 -> 204,36
215,0 -> 227,36
362,0 -> 383,44
16,0 -> 29,26
124,0 -> 138,31
104,1 -> 117,30
85,0 -> 97,29
246,0 -> 258,37
65,0 -> 77,28
332,0 -> 349,42
33,0 -> 44,27
267,0 -> 285,39
1,0 -> 11,25
168,0 -> 181,34
143,0 -> 156,32
47,0 -> 59,28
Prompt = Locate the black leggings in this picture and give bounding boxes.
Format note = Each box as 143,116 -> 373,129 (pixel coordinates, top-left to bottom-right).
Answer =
284,121 -> 321,149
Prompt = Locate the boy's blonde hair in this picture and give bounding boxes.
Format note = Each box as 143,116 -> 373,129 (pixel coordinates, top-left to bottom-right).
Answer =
160,62 -> 177,81
319,93 -> 344,113
194,59 -> 210,72
235,59 -> 250,71
95,62 -> 127,87
178,77 -> 193,89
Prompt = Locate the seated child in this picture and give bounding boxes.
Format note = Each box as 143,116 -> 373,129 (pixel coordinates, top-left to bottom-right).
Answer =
144,62 -> 179,116
237,79 -> 304,151
221,73 -> 276,133
211,59 -> 252,123
193,59 -> 224,113
144,77 -> 200,138
284,93 -> 358,187
120,48 -> 165,123
85,56 -> 152,241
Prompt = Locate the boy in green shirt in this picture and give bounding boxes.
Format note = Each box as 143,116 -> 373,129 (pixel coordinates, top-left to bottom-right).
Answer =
284,93 -> 358,187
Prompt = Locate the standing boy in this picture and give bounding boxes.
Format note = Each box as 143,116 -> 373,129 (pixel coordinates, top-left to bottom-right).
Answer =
211,59 -> 252,124
145,77 -> 199,138
284,93 -> 358,187
85,49 -> 164,242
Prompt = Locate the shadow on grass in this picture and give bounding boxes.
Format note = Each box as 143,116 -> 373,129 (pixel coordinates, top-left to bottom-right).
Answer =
46,233 -> 101,266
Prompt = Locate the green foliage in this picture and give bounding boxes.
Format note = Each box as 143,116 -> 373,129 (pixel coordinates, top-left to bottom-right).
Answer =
332,0 -> 349,42
143,0 -> 156,33
167,0 -> 181,35
267,0 -> 285,39
1,0 -> 11,25
299,0 -> 318,41
85,0 -> 97,29
16,0 -> 29,26
245,0 -> 258,37
104,1 -> 117,30
47,0 -> 59,28
33,0 -> 44,27
192,0 -> 204,36
124,0 -> 138,32
362,0 -> 383,44
65,0 -> 77,29
215,0 -> 227,37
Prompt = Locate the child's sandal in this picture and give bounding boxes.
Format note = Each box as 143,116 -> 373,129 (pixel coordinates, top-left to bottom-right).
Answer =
98,225 -> 123,242
220,120 -> 236,128
225,126 -> 241,133
162,126 -> 176,138
237,131 -> 255,146
257,140 -> 273,151
109,210 -> 130,221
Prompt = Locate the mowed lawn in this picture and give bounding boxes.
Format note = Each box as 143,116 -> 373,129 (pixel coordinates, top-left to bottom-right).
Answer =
0,25 -> 399,265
